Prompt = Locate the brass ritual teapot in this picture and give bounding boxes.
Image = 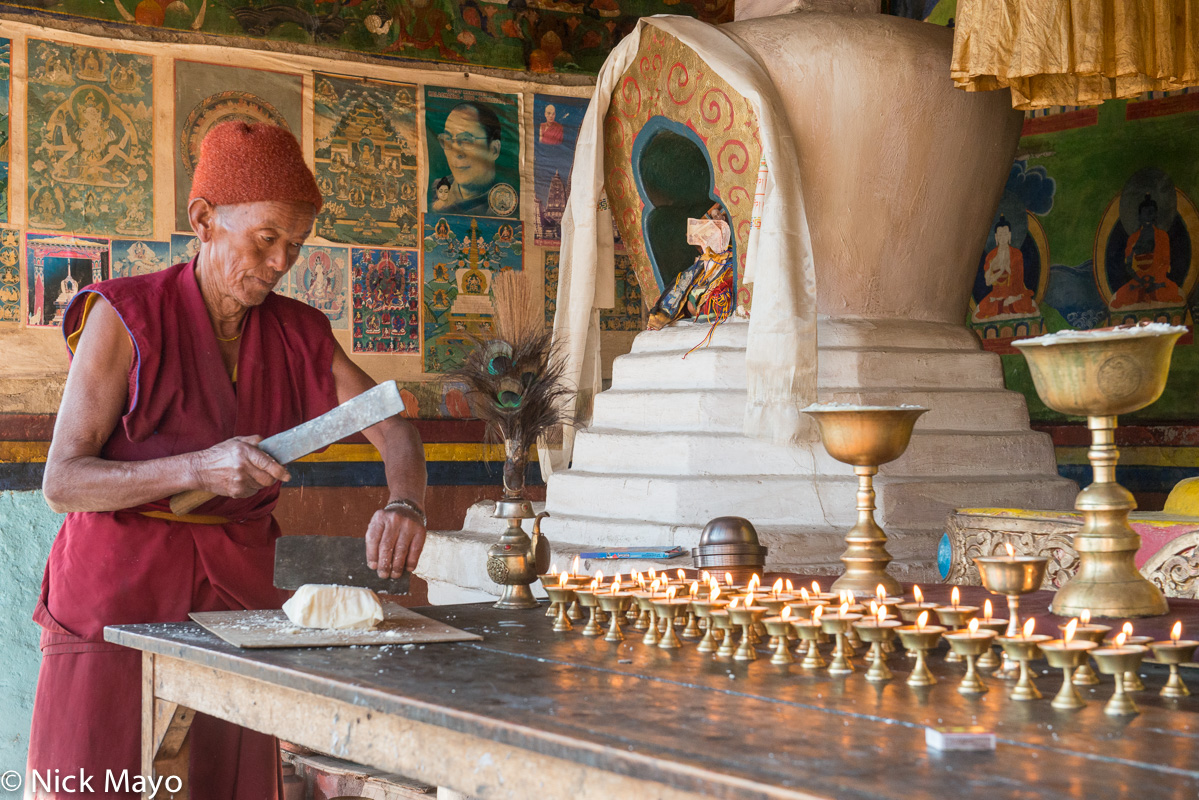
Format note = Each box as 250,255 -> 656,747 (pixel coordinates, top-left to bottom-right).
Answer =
486,498 -> 550,609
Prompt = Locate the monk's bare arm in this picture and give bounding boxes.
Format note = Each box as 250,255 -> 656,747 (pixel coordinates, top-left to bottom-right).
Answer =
331,342 -> 427,577
42,297 -> 289,513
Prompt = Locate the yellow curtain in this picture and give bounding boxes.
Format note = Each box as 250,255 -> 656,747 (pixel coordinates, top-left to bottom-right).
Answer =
951,0 -> 1199,109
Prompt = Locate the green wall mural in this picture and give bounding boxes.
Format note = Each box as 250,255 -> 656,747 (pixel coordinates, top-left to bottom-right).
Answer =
0,0 -> 732,75
26,40 -> 154,238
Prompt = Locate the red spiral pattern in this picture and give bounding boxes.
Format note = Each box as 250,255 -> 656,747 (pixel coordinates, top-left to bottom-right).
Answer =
620,76 -> 642,119
667,61 -> 697,106
700,87 -> 733,131
717,139 -> 750,175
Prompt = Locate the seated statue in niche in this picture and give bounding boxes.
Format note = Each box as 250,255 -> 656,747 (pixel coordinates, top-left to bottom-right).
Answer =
1111,193 -> 1184,309
647,204 -> 734,332
975,216 -> 1038,319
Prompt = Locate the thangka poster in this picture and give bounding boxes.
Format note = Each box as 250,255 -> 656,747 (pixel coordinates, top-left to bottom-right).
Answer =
313,73 -> 418,248
422,213 -> 523,373
174,61 -> 303,231
281,244 -> 350,330
0,227 -> 19,322
27,41 -> 154,237
111,239 -> 171,277
424,87 -> 520,219
0,39 -> 10,223
351,247 -> 419,353
532,94 -> 588,246
170,233 -> 199,266
26,233 -> 109,327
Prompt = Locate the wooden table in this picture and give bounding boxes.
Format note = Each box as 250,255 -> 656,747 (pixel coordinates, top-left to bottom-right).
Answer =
107,599 -> 1199,800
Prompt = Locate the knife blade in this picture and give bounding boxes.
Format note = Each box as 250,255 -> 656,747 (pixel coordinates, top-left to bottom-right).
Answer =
169,380 -> 405,516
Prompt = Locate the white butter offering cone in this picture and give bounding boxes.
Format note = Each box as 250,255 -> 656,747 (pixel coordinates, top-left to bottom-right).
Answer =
283,584 -> 385,630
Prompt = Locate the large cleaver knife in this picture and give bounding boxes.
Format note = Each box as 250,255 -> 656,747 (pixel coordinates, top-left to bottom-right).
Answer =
169,380 -> 405,516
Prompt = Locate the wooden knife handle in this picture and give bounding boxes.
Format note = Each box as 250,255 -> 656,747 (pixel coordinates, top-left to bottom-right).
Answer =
170,489 -> 217,516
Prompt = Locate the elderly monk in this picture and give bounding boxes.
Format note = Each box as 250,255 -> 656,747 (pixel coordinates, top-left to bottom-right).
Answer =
27,122 -> 428,798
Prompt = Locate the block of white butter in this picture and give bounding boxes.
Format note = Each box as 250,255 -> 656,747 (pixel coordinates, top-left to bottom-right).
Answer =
282,584 -> 385,630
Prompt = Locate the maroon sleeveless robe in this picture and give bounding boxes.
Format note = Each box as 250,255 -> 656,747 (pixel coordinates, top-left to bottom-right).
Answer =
27,260 -> 338,799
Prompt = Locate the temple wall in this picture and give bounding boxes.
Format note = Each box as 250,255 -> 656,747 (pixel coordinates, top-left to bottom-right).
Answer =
0,12 -> 643,771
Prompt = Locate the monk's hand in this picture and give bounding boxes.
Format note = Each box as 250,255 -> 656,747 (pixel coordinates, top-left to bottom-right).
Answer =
365,502 -> 426,579
188,435 -> 291,498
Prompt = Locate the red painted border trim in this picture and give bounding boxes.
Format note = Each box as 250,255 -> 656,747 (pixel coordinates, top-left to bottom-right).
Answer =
0,414 -> 488,444
1032,422 -> 1199,447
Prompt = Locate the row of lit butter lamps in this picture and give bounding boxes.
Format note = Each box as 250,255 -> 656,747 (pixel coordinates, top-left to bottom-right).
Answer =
539,559 -> 1196,717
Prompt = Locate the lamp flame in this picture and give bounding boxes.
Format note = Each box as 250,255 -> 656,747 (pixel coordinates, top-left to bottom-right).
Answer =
550,562 -> 559,576
612,576 -> 621,594
785,579 -> 794,593
729,597 -> 740,610
800,588 -> 811,603
678,569 -> 686,582
913,585 -> 924,604
782,605 -> 793,620
689,581 -> 699,599
812,605 -> 823,623
1115,631 -> 1128,648
1081,609 -> 1091,625
571,555 -> 580,576
876,584 -> 886,603
839,601 -> 849,617
968,618 -> 979,635
1065,618 -> 1078,644
951,586 -> 960,608
667,585 -> 677,601
1005,542 -> 1016,559
590,577 -> 599,591
1122,622 -> 1133,638
725,572 -> 734,586
877,606 -> 887,624
1172,621 -> 1182,643
917,611 -> 929,631
869,600 -> 879,617
811,580 -> 821,595
558,573 -> 568,588
701,570 -> 710,583
983,599 -> 993,622
772,578 -> 784,597
712,585 -> 721,602
1023,618 -> 1036,638
747,591 -> 756,607
749,574 -> 761,590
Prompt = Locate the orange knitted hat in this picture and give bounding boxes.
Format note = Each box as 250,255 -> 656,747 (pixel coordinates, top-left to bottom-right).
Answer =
188,121 -> 323,213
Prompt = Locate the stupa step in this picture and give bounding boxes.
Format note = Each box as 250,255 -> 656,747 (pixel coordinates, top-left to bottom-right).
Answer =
610,345 -> 1007,392
535,514 -> 704,549
544,470 -> 1075,531
629,318 -> 985,356
569,428 -> 1058,478
591,387 -> 1035,435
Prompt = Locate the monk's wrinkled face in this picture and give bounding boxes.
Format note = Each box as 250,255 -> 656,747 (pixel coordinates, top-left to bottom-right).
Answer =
194,199 -> 315,307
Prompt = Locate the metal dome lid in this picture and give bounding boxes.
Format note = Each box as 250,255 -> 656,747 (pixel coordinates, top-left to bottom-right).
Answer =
697,516 -> 762,548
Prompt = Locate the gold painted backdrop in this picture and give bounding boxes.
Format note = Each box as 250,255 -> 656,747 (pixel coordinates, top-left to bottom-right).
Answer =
602,27 -> 761,309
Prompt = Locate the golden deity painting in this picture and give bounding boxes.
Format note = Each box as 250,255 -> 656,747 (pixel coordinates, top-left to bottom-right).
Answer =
26,40 -> 154,238
1094,168 -> 1199,326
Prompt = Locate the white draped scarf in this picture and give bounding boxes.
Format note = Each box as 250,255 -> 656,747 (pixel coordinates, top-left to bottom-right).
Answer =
541,14 -> 818,478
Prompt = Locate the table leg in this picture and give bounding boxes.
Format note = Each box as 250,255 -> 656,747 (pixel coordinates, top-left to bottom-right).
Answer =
141,652 -> 195,800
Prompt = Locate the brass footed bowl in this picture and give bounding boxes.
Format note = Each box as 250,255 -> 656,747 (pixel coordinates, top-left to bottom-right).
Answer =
803,406 -> 928,466
1011,327 -> 1183,417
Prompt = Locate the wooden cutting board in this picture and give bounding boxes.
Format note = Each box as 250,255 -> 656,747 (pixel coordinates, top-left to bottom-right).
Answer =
190,600 -> 482,649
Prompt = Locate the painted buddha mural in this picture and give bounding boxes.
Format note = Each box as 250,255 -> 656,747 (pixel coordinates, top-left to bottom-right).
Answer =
975,216 -> 1039,319
1095,167 -> 1197,326
1111,193 -> 1184,309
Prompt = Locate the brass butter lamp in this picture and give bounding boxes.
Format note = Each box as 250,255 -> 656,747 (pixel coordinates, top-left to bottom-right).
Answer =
1012,324 -> 1184,618
974,545 -> 1049,678
1150,622 -> 1198,699
803,404 -> 928,596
